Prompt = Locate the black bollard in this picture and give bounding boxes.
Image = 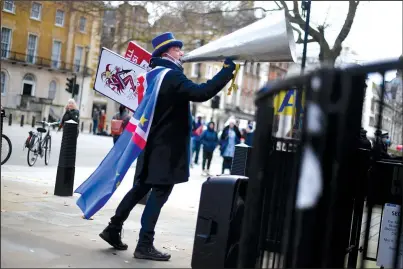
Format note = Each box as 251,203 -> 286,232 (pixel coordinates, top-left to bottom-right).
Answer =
81,122 -> 84,132
231,144 -> 253,177
89,123 -> 92,134
54,120 -> 78,196
32,116 -> 36,128
8,114 -> 12,126
20,115 -> 24,127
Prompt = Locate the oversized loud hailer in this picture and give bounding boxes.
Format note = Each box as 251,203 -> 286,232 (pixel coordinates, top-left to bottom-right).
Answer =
93,48 -> 148,112
125,41 -> 152,71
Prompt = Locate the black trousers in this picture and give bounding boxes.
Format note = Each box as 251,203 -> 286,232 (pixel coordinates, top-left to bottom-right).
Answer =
110,180 -> 173,245
222,156 -> 233,174
193,140 -> 201,164
202,150 -> 213,170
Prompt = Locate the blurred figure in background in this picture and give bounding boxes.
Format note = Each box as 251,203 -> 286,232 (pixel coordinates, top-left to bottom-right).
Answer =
98,110 -> 106,133
200,122 -> 219,176
191,114 -> 203,166
58,99 -> 80,134
245,122 -> 254,146
220,118 -> 241,174
92,108 -> 99,135
111,105 -> 131,144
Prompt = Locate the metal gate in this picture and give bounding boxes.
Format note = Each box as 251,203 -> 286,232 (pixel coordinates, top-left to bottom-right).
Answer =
237,59 -> 403,268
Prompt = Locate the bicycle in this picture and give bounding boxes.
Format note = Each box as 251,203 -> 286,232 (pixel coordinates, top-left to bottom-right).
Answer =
25,120 -> 59,166
1,108 -> 12,165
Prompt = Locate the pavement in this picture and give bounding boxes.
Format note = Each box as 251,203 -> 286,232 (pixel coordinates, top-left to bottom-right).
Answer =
1,123 -> 384,268
1,123 -> 226,268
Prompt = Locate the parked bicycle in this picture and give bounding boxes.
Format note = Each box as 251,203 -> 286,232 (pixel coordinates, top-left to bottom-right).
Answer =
25,120 -> 59,166
1,107 -> 12,165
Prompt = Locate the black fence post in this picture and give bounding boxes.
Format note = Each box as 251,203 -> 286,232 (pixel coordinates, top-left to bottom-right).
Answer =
20,115 -> 24,127
89,123 -> 92,134
81,122 -> 84,132
32,116 -> 36,128
8,114 -> 12,126
54,120 -> 78,196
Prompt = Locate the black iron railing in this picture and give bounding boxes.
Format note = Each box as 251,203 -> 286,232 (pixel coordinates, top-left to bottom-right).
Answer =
1,50 -> 93,76
238,58 -> 403,268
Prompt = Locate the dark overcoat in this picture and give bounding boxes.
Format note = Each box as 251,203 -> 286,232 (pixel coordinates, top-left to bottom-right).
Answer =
134,58 -> 234,185
219,125 -> 241,156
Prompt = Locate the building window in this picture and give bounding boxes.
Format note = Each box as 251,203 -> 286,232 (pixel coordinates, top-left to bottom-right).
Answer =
26,34 -> 38,64
55,10 -> 65,26
1,71 -> 6,95
48,80 -> 57,100
79,17 -> 87,32
1,27 -> 12,58
74,46 -> 83,72
3,0 -> 15,13
51,41 -> 62,69
22,74 -> 36,96
191,63 -> 199,78
30,2 -> 42,20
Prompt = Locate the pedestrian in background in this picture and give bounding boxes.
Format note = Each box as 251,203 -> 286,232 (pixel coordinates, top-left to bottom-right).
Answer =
191,115 -> 203,165
58,99 -> 80,135
220,118 -> 241,174
98,110 -> 106,133
200,121 -> 218,176
111,105 -> 131,144
92,108 -> 99,135
245,122 -> 254,146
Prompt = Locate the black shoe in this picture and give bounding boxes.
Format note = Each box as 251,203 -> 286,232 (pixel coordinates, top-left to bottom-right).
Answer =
134,244 -> 171,261
99,223 -> 128,250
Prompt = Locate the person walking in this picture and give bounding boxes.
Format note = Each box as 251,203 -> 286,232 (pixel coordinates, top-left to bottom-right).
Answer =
200,121 -> 219,176
220,118 -> 241,174
99,32 -> 236,261
191,115 -> 203,165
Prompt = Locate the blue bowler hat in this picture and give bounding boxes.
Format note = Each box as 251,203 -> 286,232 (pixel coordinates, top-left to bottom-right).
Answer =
151,32 -> 183,57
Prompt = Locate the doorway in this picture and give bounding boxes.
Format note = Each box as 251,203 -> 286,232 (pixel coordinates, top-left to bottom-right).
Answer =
22,83 -> 33,96
22,73 -> 36,96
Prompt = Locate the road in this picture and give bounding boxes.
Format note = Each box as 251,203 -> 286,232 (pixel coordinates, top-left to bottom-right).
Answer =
2,124 -> 115,167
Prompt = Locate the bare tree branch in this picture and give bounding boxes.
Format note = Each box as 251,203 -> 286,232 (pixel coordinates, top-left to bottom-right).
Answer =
278,0 -> 360,65
291,25 -> 315,44
331,0 -> 360,57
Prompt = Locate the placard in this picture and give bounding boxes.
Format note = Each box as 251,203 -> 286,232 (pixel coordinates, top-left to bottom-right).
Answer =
93,48 -> 147,111
377,203 -> 403,268
124,41 -> 152,71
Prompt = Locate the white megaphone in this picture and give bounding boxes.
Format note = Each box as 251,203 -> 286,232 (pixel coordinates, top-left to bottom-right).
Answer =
182,10 -> 297,63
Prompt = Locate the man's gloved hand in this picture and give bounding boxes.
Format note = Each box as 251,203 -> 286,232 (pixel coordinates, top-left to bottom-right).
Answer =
223,58 -> 236,70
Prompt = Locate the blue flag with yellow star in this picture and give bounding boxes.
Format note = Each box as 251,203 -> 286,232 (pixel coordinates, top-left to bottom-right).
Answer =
75,67 -> 171,219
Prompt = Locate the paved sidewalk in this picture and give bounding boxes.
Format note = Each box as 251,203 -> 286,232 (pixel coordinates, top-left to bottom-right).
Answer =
1,162 -> 224,268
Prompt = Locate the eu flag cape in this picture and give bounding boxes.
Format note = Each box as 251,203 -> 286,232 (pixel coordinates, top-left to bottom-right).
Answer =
75,67 -> 170,219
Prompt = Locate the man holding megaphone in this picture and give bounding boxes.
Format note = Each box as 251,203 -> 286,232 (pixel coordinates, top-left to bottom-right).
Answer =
99,32 -> 237,261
